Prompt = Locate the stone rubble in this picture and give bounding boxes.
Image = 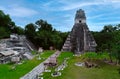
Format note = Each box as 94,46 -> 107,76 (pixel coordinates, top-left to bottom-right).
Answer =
20,51 -> 61,79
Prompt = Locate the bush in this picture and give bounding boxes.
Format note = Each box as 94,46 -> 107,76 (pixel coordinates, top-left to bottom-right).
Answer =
80,52 -> 109,60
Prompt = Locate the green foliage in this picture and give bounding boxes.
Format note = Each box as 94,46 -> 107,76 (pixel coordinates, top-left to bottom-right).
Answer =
12,26 -> 24,35
43,52 -> 120,79
0,27 -> 10,38
80,52 -> 109,60
101,25 -> 116,32
93,24 -> 120,63
93,25 -> 120,51
57,51 -> 73,64
0,50 -> 54,79
35,19 -> 53,31
82,52 -> 97,59
40,50 -> 55,58
25,19 -> 69,50
0,10 -> 24,39
35,30 -> 52,49
0,10 -> 12,39
50,31 -> 68,49
31,50 -> 38,55
25,23 -> 36,37
0,10 -> 11,28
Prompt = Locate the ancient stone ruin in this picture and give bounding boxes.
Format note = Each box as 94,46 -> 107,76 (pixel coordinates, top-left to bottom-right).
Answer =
0,34 -> 35,64
62,9 -> 97,54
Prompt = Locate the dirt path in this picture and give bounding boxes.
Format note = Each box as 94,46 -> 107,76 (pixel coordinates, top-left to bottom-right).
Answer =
20,51 -> 61,79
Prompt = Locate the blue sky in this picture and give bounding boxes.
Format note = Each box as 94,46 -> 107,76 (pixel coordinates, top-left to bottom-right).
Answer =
0,0 -> 120,32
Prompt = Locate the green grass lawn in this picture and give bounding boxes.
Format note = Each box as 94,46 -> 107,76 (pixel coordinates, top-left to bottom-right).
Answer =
0,50 -> 55,79
43,52 -> 120,79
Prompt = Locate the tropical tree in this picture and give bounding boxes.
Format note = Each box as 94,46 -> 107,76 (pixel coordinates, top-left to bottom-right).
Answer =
12,26 -> 24,35
0,10 -> 16,39
93,24 -> 120,63
0,10 -> 15,29
0,27 -> 10,39
35,19 -> 53,31
25,23 -> 36,37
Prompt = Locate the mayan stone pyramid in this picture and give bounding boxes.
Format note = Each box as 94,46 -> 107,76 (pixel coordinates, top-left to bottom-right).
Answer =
62,9 -> 97,54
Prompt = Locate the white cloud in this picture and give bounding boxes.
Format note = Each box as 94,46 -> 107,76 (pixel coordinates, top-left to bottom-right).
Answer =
95,21 -> 120,25
104,0 -> 120,2
87,11 -> 120,20
0,6 -> 38,17
61,2 -> 104,11
87,14 -> 105,20
43,0 -> 54,7
57,0 -> 120,11
36,0 -> 120,11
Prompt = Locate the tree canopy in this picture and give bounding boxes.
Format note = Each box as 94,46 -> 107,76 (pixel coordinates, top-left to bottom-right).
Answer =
25,19 -> 68,50
0,10 -> 24,38
92,24 -> 120,63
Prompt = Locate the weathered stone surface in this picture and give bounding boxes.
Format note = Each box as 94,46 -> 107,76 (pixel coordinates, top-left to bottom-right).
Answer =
20,51 -> 61,79
62,9 -> 97,54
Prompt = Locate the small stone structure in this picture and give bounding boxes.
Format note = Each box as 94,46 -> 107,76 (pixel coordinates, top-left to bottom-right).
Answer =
11,56 -> 20,63
62,9 -> 97,54
20,51 -> 61,79
55,57 -> 68,72
0,49 -> 14,63
0,43 -> 6,50
44,51 -> 60,67
0,34 -> 35,64
44,56 -> 57,67
51,72 -> 61,77
38,47 -> 43,53
75,62 -> 85,67
84,61 -> 98,68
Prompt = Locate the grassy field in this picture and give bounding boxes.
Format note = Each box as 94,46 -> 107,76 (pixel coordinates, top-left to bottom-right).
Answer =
43,52 -> 120,79
0,50 -> 55,79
